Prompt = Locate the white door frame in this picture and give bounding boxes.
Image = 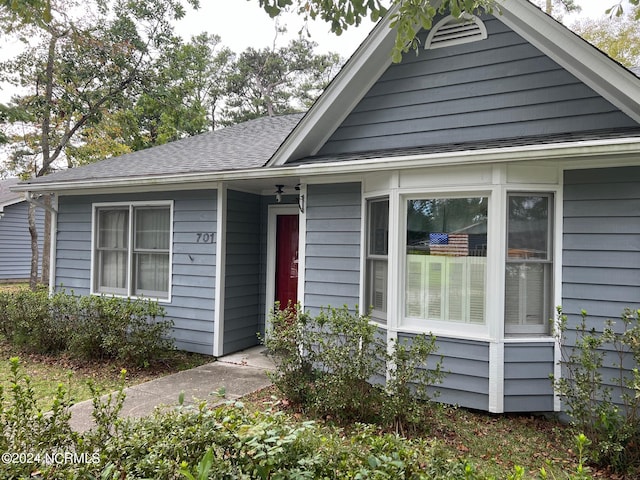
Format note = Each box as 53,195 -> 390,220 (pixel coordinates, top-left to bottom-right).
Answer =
265,205 -> 300,336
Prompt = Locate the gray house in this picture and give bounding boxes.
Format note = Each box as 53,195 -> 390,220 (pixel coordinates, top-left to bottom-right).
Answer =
14,0 -> 640,413
0,178 -> 44,282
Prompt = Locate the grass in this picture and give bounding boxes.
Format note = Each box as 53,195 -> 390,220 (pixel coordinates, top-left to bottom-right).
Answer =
0,339 -> 212,408
0,282 -> 212,407
242,385 -> 611,479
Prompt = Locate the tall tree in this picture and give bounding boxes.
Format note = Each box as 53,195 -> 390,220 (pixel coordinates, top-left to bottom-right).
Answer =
221,36 -> 341,125
0,0 -> 197,288
535,0 -> 580,16
572,6 -> 640,68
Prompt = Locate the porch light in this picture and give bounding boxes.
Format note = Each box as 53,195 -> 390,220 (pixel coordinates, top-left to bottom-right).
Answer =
275,185 -> 284,203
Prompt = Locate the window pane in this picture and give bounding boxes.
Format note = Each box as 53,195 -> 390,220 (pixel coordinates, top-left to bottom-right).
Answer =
366,259 -> 387,314
96,209 -> 129,294
135,207 -> 170,250
98,209 -> 128,249
99,251 -> 127,290
507,195 -> 549,260
135,253 -> 169,295
369,199 -> 389,255
505,263 -> 550,328
405,198 -> 488,324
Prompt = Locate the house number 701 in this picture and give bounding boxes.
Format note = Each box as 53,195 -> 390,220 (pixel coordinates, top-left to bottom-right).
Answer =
196,232 -> 214,243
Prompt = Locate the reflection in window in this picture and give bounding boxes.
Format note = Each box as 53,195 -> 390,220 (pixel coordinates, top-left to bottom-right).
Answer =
366,198 -> 389,322
505,194 -> 553,335
405,197 -> 488,325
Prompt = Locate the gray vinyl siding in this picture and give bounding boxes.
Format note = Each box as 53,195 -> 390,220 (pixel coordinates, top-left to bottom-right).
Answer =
223,190 -> 262,355
503,342 -> 555,412
55,190 -> 217,354
318,15 -> 637,156
304,182 -> 361,314
563,167 -> 640,323
399,333 -> 490,410
563,166 -> 640,403
0,201 -> 44,281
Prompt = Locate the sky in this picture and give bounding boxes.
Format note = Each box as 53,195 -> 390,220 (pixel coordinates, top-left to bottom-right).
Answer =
0,0 -> 624,105
172,0 -> 618,59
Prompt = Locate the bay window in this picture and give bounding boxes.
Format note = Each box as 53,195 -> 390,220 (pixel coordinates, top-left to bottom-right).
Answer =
365,198 -> 389,322
505,193 -> 553,335
94,202 -> 172,299
405,197 -> 488,326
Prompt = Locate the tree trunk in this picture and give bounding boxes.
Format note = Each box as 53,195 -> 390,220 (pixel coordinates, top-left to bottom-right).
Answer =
546,0 -> 552,14
41,195 -> 51,286
28,202 -> 39,291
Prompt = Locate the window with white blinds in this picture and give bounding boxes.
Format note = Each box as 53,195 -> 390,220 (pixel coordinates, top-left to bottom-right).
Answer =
404,197 -> 488,325
504,194 -> 553,335
94,202 -> 172,300
365,198 -> 389,322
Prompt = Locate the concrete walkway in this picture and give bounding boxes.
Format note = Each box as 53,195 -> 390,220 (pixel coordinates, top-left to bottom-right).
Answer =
69,346 -> 274,432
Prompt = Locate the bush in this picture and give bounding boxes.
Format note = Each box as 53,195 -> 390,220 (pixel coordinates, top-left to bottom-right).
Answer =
0,289 -> 174,367
68,294 -> 174,366
264,304 -> 444,431
0,357 -> 79,479
0,358 -> 591,480
552,307 -> 640,474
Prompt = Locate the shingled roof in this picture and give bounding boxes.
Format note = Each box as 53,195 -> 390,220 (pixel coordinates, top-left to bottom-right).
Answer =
23,113 -> 304,186
0,178 -> 23,208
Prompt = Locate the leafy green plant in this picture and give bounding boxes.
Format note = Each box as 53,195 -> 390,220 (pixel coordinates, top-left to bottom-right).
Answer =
0,289 -> 174,367
264,304 -> 445,430
383,333 -> 445,435
552,307 -> 640,473
0,357 -> 77,479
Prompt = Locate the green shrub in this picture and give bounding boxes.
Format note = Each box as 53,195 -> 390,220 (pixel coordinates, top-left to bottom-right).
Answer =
264,304 -> 445,431
0,357 -> 79,479
552,307 -> 640,474
8,287 -> 69,353
383,334 -> 445,435
0,358 -> 590,480
0,289 -> 174,367
68,294 -> 174,366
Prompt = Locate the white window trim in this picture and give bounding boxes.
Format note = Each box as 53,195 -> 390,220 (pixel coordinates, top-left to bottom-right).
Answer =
363,195 -> 390,323
90,200 -> 174,303
397,188 -> 494,338
504,188 -> 560,337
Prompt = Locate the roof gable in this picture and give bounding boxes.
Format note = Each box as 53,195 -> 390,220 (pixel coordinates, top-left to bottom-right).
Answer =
316,14 -> 638,156
269,0 -> 640,166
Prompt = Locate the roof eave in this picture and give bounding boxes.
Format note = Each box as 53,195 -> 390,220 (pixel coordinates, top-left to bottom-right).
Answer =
16,137 -> 640,194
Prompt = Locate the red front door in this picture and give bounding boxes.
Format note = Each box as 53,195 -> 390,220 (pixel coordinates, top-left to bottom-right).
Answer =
275,214 -> 299,310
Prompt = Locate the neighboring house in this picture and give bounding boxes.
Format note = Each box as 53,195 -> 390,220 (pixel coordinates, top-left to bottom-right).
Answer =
14,0 -> 640,413
0,178 -> 44,282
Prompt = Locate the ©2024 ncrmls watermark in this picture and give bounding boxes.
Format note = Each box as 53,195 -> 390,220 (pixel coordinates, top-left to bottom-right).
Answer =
2,451 -> 100,466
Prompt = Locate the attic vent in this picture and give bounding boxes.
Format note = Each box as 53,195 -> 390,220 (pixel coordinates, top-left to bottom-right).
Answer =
425,15 -> 487,49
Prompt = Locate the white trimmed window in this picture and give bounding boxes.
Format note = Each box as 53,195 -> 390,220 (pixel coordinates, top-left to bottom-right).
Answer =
404,196 -> 488,326
93,202 -> 172,300
365,198 -> 389,322
504,193 -> 553,335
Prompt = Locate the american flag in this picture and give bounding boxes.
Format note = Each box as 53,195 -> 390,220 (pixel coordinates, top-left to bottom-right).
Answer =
429,233 -> 469,256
